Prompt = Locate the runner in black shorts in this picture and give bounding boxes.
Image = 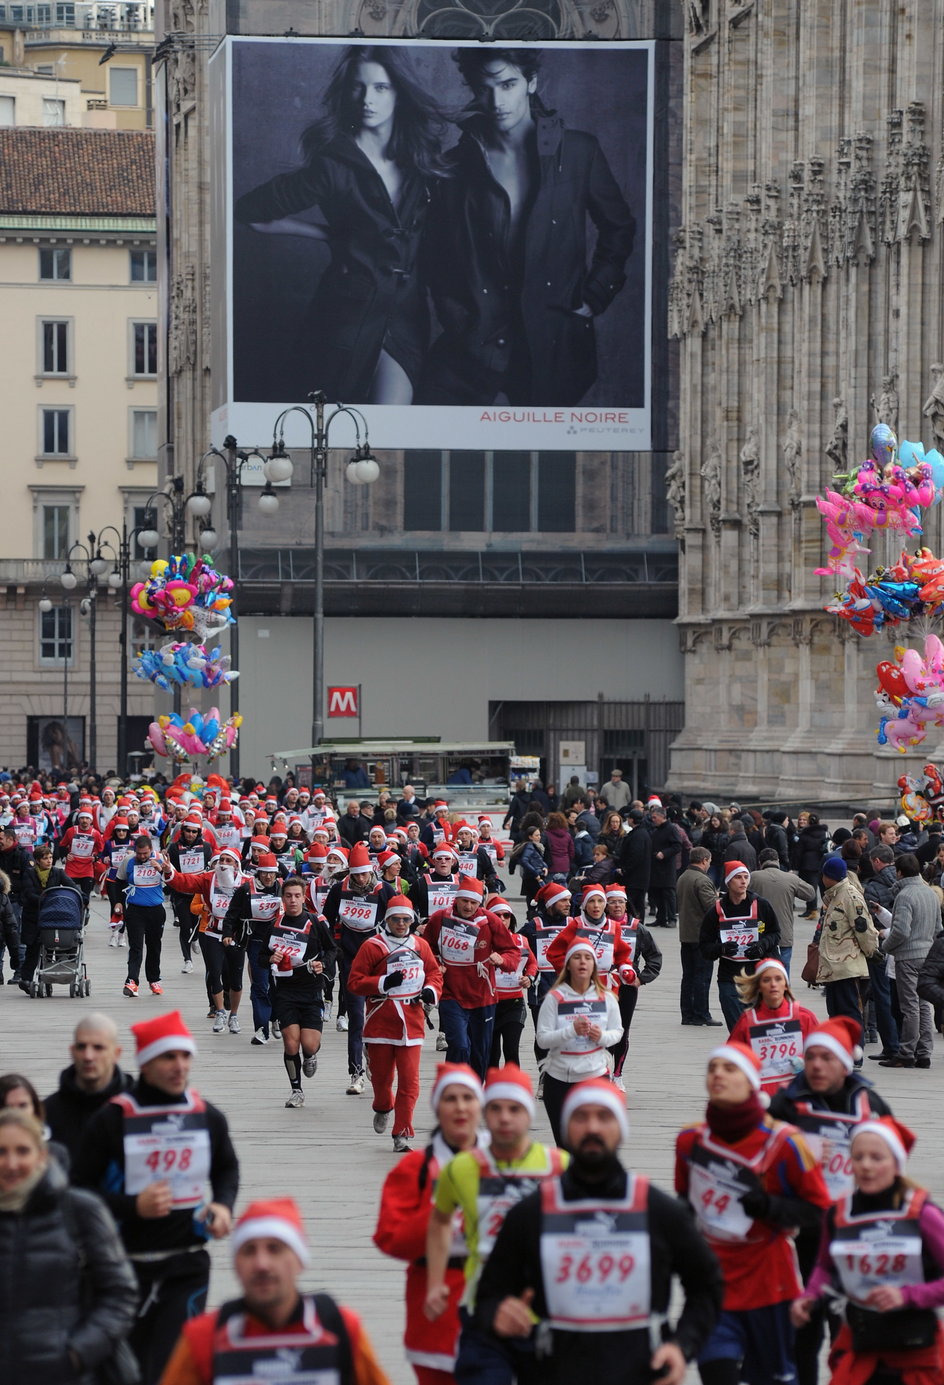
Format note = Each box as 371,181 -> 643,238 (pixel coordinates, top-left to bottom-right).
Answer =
263,878 -> 337,1109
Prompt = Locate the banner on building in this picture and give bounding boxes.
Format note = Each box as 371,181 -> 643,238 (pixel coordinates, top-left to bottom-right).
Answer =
209,36 -> 654,451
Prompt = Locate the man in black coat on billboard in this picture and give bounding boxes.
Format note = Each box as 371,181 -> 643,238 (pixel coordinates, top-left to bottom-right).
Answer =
418,47 -> 636,407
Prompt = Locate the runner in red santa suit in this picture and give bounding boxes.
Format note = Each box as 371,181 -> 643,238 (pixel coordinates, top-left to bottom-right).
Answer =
792,1116 -> 944,1385
163,847 -> 250,1035
423,875 -> 520,1080
374,1064 -> 487,1385
729,958 -> 819,1096
544,884 -> 637,1009
675,1042 -> 831,1385
322,841 -> 387,1095
348,895 -> 444,1153
56,807 -> 104,906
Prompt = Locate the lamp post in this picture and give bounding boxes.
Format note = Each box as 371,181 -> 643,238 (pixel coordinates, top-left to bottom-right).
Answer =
38,588 -> 70,767
265,390 -> 380,783
192,441 -> 279,782
59,540 -> 98,771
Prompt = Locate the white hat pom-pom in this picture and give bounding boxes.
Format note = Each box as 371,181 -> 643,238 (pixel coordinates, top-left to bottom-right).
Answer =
758,1090 -> 771,1109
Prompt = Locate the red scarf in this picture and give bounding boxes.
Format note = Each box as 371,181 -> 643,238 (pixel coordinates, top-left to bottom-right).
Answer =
705,1092 -> 767,1144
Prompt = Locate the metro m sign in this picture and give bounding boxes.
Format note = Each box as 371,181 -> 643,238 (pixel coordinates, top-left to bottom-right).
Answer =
327,686 -> 359,718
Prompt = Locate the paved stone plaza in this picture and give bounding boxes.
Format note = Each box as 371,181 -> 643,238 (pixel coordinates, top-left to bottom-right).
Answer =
3,894 -> 941,1383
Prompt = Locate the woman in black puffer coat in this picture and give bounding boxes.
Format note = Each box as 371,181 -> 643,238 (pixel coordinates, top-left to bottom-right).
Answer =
795,811 -> 830,915
0,1109 -> 138,1384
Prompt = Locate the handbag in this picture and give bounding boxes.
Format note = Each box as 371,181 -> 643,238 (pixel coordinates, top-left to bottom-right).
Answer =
846,1301 -> 938,1352
800,940 -> 820,986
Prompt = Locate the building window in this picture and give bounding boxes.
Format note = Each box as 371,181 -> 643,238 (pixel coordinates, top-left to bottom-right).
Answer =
56,2 -> 75,21
41,503 -> 71,559
0,95 -> 14,126
131,321 -> 157,376
39,247 -> 71,281
42,98 -> 65,127
130,408 -> 157,459
403,452 -> 442,529
39,605 -> 73,662
40,319 -> 70,375
109,67 -> 138,107
402,451 -> 577,534
40,407 -> 71,456
130,248 -> 157,282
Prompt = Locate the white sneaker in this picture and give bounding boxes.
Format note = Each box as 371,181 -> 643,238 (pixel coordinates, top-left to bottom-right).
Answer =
323,1000 -> 333,1021
612,1075 -> 626,1092
302,1053 -> 318,1078
108,931 -> 120,949
228,1014 -> 241,1035
181,959 -> 193,974
336,1015 -> 349,1032
436,1032 -> 448,1052
272,1020 -> 281,1039
212,1010 -> 227,1034
393,1135 -> 411,1153
285,1089 -> 305,1108
373,1110 -> 390,1134
251,1028 -> 269,1046
118,933 -> 126,947
346,1070 -> 365,1095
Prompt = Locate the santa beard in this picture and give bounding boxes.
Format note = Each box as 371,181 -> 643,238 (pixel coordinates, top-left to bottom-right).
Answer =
216,863 -> 237,890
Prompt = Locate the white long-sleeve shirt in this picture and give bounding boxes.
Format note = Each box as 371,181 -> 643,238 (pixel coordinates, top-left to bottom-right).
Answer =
536,982 -> 623,1083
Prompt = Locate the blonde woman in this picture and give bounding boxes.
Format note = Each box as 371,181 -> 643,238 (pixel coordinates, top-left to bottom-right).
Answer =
729,957 -> 819,1094
536,940 -> 622,1143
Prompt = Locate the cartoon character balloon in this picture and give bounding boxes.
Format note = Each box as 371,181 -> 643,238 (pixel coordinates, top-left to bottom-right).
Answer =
129,554 -> 235,638
146,708 -> 243,762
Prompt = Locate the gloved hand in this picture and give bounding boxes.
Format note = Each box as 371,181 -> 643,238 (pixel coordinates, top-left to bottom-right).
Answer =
743,942 -> 763,960
721,941 -> 740,957
382,970 -> 406,991
421,985 -> 437,1005
739,1184 -> 771,1219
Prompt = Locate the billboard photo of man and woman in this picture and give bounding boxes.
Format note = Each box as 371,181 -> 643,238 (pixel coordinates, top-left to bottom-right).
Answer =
210,36 -> 653,449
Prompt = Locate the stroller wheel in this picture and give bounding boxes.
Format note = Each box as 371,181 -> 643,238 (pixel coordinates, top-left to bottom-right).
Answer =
69,981 -> 79,998
84,979 -> 91,996
28,981 -> 38,998
44,984 -> 53,997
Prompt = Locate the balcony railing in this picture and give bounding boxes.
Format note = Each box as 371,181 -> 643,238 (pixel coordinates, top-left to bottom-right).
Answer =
235,548 -> 679,586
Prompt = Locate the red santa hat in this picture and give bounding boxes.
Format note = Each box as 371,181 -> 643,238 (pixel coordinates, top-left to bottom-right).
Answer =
605,883 -> 627,900
564,940 -> 598,966
384,894 -> 414,918
306,842 -> 328,863
268,823 -> 288,839
754,958 -> 789,981
249,835 -> 271,850
477,815 -> 492,826
430,1061 -> 484,1111
232,1197 -> 309,1267
131,1009 -> 196,1066
485,892 -> 514,917
709,1042 -> 763,1092
377,850 -> 400,873
536,882 -> 571,911
212,847 -> 242,867
312,789 -> 327,801
484,1063 -> 534,1117
580,885 -> 607,907
455,874 -> 483,903
851,1116 -> 916,1172
803,1016 -> 863,1071
431,844 -> 458,862
255,852 -> 278,871
561,1077 -> 629,1141
724,861 -> 751,885
183,812 -> 204,829
76,808 -> 93,821
217,798 -> 232,814
326,845 -> 349,864
646,795 -> 662,807
348,842 -> 373,874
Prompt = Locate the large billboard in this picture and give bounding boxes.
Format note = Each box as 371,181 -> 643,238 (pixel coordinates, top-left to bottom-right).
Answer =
209,36 -> 653,451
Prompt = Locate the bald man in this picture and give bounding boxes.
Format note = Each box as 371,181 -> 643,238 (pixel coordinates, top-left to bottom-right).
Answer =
44,1011 -> 134,1159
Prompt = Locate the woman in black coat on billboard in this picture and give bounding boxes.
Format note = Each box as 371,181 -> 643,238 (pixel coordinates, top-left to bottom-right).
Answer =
235,45 -> 447,403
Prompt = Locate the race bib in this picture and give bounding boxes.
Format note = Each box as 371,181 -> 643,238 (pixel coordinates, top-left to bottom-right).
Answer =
575,927 -> 614,974
543,1226 -> 651,1330
833,1233 -> 924,1305
132,863 -> 160,888
556,996 -> 608,1054
384,946 -> 424,999
719,925 -> 759,959
123,1111 -> 211,1208
495,950 -> 527,993
688,1152 -> 755,1242
249,894 -> 281,922
70,835 -> 94,859
178,849 -> 205,873
801,1127 -> 855,1200
534,927 -> 564,972
749,1018 -> 802,1081
428,885 -> 458,915
269,926 -> 310,965
338,897 -> 378,933
439,918 -> 479,965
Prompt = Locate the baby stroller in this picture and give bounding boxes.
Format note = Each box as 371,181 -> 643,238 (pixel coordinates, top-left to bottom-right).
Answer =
29,883 -> 90,998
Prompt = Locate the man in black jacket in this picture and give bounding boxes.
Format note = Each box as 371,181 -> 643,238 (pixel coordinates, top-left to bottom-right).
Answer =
73,1008 -> 240,1385
647,805 -> 681,928
617,808 -> 651,919
419,47 -> 635,407
475,1078 -> 721,1385
43,1012 -> 134,1161
862,844 -> 902,1061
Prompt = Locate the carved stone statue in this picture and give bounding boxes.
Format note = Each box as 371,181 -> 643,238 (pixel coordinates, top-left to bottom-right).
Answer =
700,438 -> 722,532
740,426 -> 760,533
666,451 -> 686,528
871,372 -> 899,432
824,396 -> 847,473
782,407 -> 803,506
922,363 -> 944,451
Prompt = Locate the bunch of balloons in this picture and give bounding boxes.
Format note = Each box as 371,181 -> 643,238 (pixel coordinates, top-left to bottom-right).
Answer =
132,642 -> 239,693
130,554 -> 235,639
897,763 -> 944,823
875,634 -> 944,752
826,548 -> 944,636
146,708 -> 243,762
815,427 -> 944,581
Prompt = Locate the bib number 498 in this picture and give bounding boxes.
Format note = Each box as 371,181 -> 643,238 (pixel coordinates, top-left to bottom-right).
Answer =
145,1146 -> 192,1175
